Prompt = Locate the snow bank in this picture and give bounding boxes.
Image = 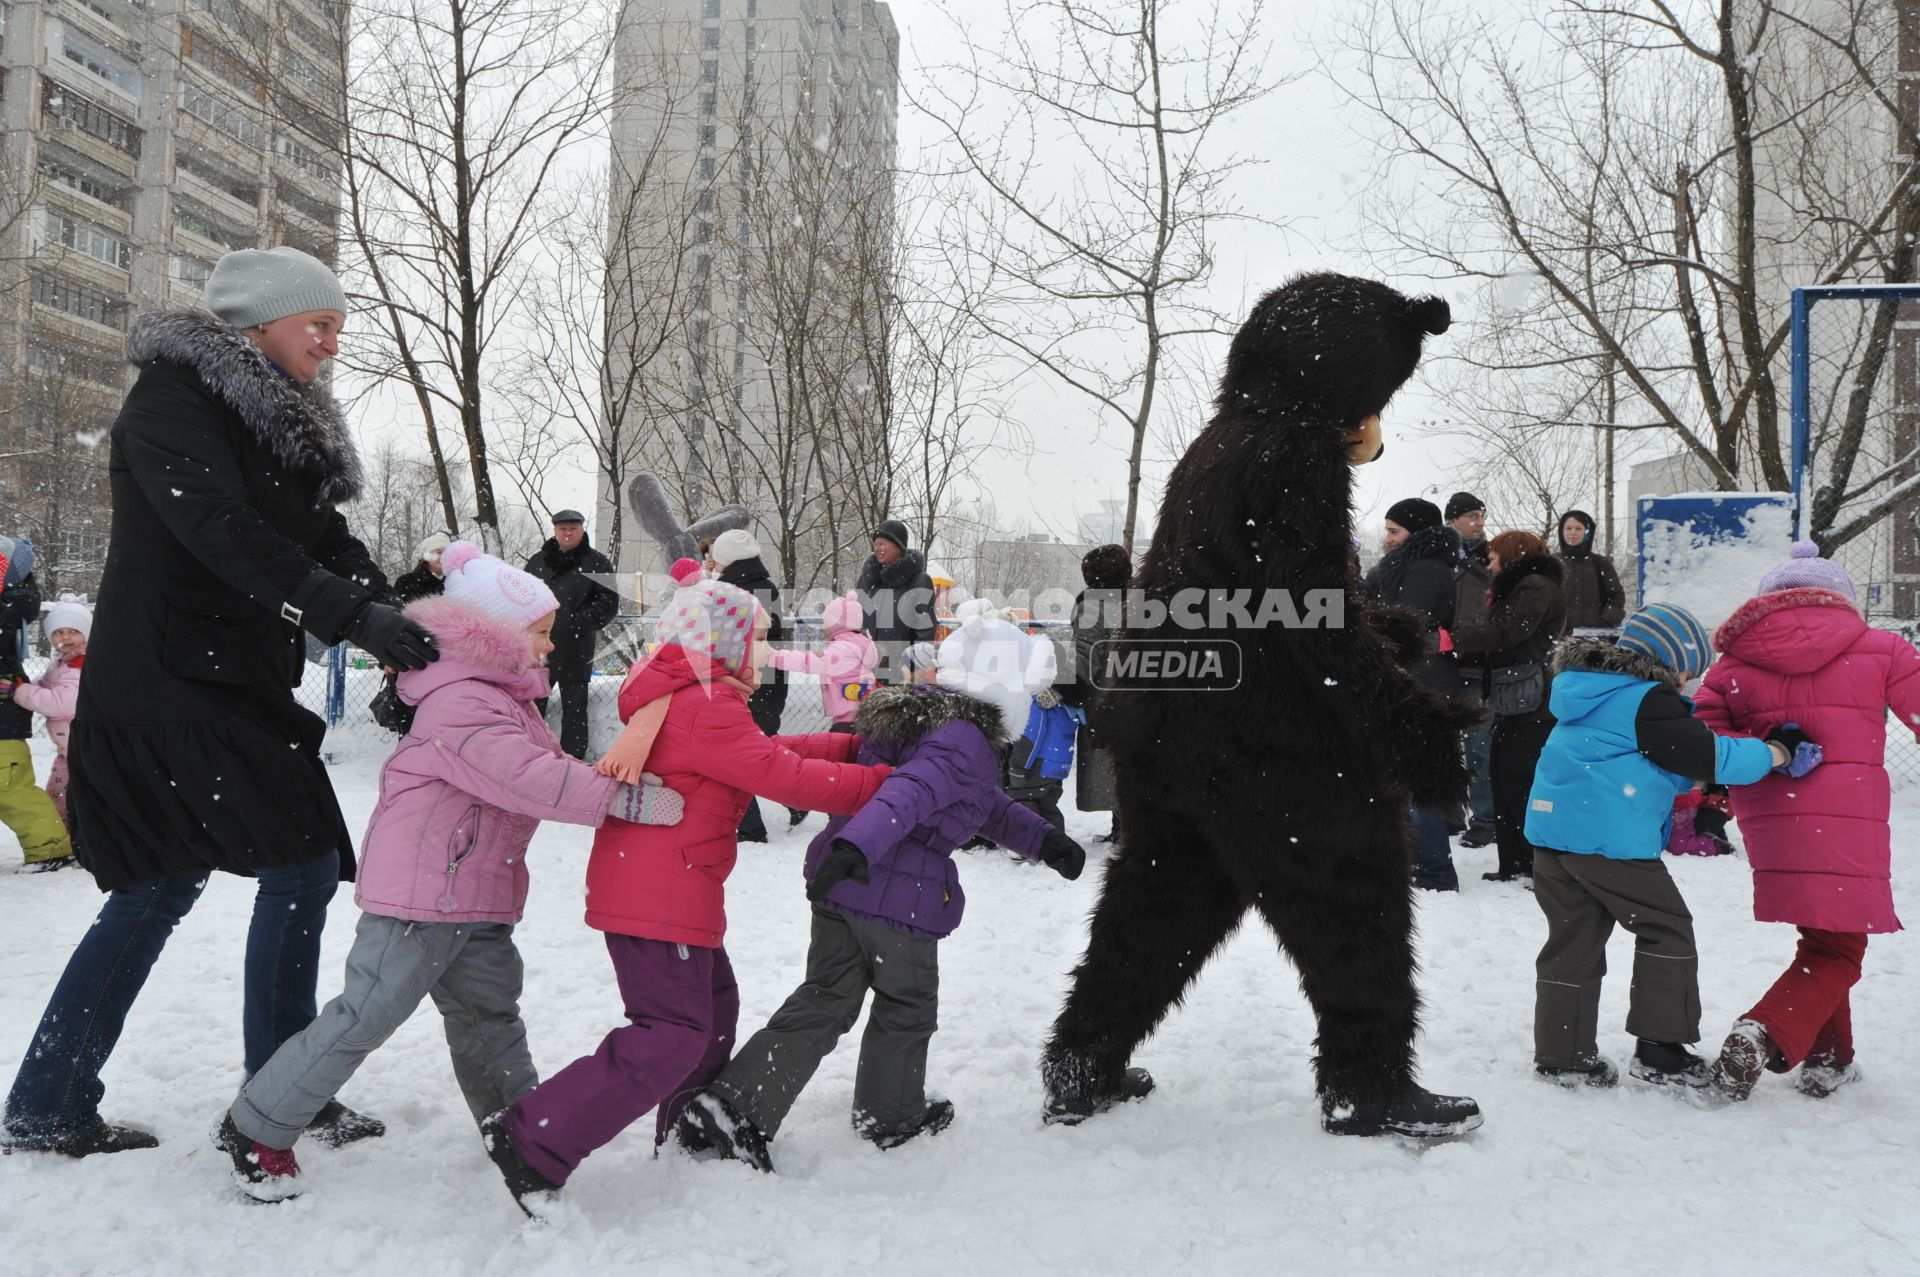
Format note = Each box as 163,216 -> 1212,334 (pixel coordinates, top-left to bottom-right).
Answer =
1638,495 -> 1795,631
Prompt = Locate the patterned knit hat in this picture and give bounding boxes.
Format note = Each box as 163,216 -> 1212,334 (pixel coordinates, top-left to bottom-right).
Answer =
1758,540 -> 1857,601
656,579 -> 763,679
440,541 -> 558,629
1617,602 -> 1714,680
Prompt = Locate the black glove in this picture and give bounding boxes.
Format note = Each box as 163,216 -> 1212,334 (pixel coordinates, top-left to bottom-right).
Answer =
1693,804 -> 1730,841
345,601 -> 439,672
1038,829 -> 1087,881
807,839 -> 870,902
1764,724 -> 1813,757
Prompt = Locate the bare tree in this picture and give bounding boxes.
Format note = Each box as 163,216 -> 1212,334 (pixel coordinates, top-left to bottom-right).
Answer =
911,0 -> 1280,555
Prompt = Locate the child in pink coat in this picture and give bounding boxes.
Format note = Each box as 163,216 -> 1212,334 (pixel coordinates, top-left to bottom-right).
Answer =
769,590 -> 879,730
12,594 -> 90,828
1693,542 -> 1920,1101
216,543 -> 683,1201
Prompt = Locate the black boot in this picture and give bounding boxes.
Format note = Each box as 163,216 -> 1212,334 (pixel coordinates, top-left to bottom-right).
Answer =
1629,1039 -> 1711,1090
682,1092 -> 774,1173
861,1099 -> 955,1150
304,1098 -> 385,1148
3,1121 -> 159,1157
213,1114 -> 302,1201
1320,1085 -> 1483,1138
787,808 -> 809,829
1042,1064 -> 1155,1126
1534,1055 -> 1619,1089
479,1111 -> 559,1216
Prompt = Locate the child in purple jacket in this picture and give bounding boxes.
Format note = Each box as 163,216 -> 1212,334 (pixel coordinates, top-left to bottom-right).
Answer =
214,544 -> 682,1201
683,684 -> 1087,1169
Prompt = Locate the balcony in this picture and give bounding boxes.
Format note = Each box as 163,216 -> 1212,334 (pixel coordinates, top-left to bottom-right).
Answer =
174,162 -> 261,229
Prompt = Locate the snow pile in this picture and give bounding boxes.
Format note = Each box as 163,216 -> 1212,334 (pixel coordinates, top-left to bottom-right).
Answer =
1638,495 -> 1794,631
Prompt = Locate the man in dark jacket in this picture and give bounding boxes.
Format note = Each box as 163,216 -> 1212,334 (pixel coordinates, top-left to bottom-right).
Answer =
1445,492 -> 1496,847
1556,509 -> 1626,635
1364,498 -> 1461,890
5,247 -> 434,1157
0,535 -> 73,870
855,519 -> 937,682
371,533 -> 450,734
710,528 -> 792,840
526,511 -> 619,758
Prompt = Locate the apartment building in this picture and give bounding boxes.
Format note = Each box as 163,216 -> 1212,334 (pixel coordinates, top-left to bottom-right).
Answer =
0,0 -> 345,594
601,0 -> 899,592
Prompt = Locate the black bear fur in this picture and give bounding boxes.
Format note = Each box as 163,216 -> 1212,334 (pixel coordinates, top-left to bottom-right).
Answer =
1043,272 -> 1479,1117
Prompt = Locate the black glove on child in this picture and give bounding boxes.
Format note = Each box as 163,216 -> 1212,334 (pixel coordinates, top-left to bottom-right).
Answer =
1693,804 -> 1730,841
345,601 -> 440,672
1764,724 -> 1813,757
807,839 -> 871,902
1039,829 -> 1087,881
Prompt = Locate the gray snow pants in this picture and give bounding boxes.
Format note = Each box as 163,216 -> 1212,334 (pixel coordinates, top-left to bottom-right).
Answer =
709,904 -> 939,1140
230,912 -> 537,1149
1532,848 -> 1701,1067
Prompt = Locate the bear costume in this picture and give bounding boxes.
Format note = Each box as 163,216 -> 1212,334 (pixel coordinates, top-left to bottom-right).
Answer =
1041,272 -> 1485,1138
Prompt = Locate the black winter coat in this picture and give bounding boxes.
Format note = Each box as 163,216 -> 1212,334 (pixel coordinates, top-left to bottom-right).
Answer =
526,536 -> 619,681
1449,553 -> 1566,675
717,554 -> 788,734
1,572 -> 42,740
855,548 -> 937,648
1556,548 -> 1626,633
71,311 -> 387,891
390,560 -> 445,604
1062,586 -> 1122,811
1364,525 -> 1460,694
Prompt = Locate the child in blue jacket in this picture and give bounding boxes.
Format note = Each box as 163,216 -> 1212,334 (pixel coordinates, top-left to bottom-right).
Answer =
1525,603 -> 1817,1090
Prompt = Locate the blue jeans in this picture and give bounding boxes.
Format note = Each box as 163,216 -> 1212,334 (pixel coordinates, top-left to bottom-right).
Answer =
3,852 -> 339,1147
1409,806 -> 1459,890
1459,675 -> 1496,834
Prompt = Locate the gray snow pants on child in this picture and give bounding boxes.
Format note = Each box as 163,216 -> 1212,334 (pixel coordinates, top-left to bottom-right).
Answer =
230,912 -> 537,1149
708,904 -> 939,1140
1532,848 -> 1701,1066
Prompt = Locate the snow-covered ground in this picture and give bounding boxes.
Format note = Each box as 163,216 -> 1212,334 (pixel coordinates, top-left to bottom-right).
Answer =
2,731 -> 1916,1277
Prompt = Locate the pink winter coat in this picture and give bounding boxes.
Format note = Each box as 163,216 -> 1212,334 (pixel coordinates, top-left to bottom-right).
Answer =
1694,587 -> 1920,934
354,596 -> 618,925
584,644 -> 889,947
13,656 -> 81,757
768,596 -> 878,724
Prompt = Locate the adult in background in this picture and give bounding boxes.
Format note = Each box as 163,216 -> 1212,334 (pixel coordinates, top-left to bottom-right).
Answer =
1447,530 -> 1566,883
1364,499 -> 1463,891
0,534 -> 72,871
526,510 -> 619,759
856,519 -> 937,682
1556,509 -> 1625,635
710,528 -> 793,840
370,533 -> 450,735
3,246 -> 438,1156
1061,543 -> 1130,843
1446,492 -> 1497,847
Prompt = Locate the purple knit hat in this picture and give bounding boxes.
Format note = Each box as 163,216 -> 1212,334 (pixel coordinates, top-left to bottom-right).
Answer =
1757,540 -> 1856,601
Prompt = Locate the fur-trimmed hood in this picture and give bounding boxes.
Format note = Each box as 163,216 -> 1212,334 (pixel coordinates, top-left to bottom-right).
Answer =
128,309 -> 362,507
1712,586 -> 1866,676
1552,635 -> 1684,689
857,546 -> 931,593
855,684 -> 1006,748
396,595 -> 548,704
1491,552 -> 1563,602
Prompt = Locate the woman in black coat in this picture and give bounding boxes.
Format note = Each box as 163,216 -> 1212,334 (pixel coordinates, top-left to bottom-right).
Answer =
1556,510 -> 1626,635
712,529 -> 792,838
1449,530 -> 1566,882
1062,544 -> 1130,842
2,250 -> 437,1157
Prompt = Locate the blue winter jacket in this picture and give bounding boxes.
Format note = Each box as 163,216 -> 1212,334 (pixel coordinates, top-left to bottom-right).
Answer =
1525,639 -> 1776,860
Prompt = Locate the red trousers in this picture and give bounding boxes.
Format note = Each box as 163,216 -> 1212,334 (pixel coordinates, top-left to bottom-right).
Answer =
1744,928 -> 1868,1071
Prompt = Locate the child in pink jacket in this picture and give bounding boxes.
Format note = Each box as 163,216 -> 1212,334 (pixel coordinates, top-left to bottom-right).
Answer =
1694,542 -> 1920,1102
216,543 -> 682,1201
769,590 -> 879,730
12,594 -> 90,828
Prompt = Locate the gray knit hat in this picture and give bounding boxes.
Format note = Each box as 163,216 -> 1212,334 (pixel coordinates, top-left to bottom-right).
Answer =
205,246 -> 349,329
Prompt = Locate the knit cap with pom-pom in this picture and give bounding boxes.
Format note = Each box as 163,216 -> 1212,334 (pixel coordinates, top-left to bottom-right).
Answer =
1757,540 -> 1857,601
669,557 -> 705,586
821,591 -> 865,636
655,579 -> 763,679
43,593 -> 93,641
440,540 -> 558,628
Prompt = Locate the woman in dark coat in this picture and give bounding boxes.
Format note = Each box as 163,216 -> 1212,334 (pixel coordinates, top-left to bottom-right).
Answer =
2,248 -> 438,1157
1556,509 -> 1625,634
1061,544 -> 1130,842
1364,499 -> 1462,890
1449,529 -> 1566,882
712,528 -> 792,839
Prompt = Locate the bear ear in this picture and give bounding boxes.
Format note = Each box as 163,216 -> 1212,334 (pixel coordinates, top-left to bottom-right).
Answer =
1410,295 -> 1451,335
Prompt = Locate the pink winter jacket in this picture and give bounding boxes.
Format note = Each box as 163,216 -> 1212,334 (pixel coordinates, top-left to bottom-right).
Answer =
13,656 -> 81,757
768,623 -> 879,724
1693,587 -> 1920,934
354,596 -> 618,925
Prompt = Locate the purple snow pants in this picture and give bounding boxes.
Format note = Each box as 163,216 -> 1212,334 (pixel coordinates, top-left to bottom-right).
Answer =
504,934 -> 738,1186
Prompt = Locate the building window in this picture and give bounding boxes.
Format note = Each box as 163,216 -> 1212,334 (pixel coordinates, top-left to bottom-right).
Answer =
177,150 -> 261,206
179,82 -> 267,148
704,0 -> 720,14
699,124 -> 716,147
180,25 -> 263,99
38,155 -> 132,210
702,27 -> 720,49
31,271 -> 128,329
699,155 -> 716,178
277,181 -> 338,227
171,254 -> 215,290
38,207 -> 133,270
697,219 -> 713,243
28,342 -> 125,387
701,58 -> 717,82
275,133 -> 337,183
41,82 -> 142,157
696,189 -> 714,213
173,197 -> 254,252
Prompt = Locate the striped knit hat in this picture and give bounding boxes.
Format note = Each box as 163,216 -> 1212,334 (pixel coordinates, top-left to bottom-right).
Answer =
1616,602 -> 1714,681
656,578 -> 763,679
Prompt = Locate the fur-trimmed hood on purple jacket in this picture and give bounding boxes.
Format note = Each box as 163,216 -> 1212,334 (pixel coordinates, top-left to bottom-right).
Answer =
806,685 -> 1053,939
353,595 -> 617,925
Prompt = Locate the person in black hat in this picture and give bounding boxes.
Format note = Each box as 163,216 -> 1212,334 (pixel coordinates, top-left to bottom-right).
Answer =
855,519 -> 937,682
525,509 -> 618,757
1444,492 -> 1496,847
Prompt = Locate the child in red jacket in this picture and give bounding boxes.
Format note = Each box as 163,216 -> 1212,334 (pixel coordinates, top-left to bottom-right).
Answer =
480,577 -> 892,1214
